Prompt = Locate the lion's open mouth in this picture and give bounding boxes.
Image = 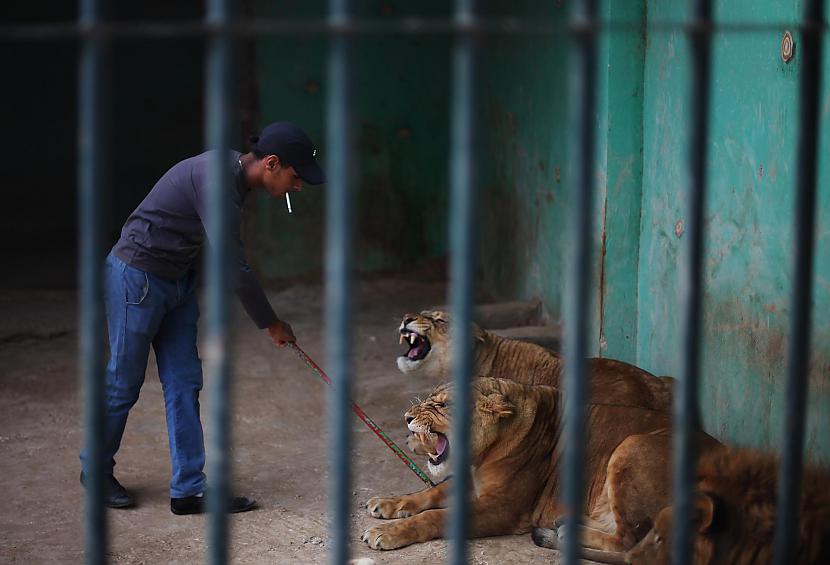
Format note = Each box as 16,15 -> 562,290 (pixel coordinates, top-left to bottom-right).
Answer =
412,431 -> 449,465
429,433 -> 449,465
400,329 -> 431,361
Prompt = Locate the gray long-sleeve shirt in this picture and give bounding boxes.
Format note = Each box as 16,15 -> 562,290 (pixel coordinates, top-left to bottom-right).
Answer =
113,150 -> 278,329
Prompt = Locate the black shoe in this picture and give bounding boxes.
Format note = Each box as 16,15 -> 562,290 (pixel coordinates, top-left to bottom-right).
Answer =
170,494 -> 257,515
79,472 -> 135,509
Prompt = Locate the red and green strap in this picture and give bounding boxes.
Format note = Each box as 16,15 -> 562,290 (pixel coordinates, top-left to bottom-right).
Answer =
289,342 -> 435,488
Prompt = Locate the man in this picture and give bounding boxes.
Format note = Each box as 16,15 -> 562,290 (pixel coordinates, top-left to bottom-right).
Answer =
79,122 -> 325,515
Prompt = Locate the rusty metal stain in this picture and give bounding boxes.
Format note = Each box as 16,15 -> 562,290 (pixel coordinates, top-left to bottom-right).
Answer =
781,30 -> 794,63
674,219 -> 684,238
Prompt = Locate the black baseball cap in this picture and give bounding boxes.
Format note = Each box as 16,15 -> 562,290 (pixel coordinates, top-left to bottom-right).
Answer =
249,122 -> 326,185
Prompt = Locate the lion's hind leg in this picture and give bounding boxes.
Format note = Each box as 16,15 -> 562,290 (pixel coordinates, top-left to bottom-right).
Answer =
531,526 -> 629,565
575,486 -> 643,552
574,436 -> 670,552
536,510 -> 633,554
535,433 -> 672,555
531,488 -> 620,551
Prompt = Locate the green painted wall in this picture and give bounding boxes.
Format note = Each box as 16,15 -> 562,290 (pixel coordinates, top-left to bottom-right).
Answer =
639,0 -> 830,461
595,1 -> 647,361
475,0 -> 570,318
475,0 -> 647,357
474,1 -> 830,460
249,2 -> 829,458
251,1 -> 451,279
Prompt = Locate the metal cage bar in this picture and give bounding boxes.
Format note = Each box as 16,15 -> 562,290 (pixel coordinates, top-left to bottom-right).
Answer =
560,1 -> 598,564
773,1 -> 825,563
671,1 -> 713,564
325,0 -> 355,563
78,0 -> 107,563
447,1 -> 477,564
204,0 -> 236,563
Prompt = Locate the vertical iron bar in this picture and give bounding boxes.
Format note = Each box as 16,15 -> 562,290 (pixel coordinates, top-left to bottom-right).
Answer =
205,0 -> 236,563
561,1 -> 598,564
79,0 -> 107,563
326,0 -> 353,563
448,1 -> 477,564
671,2 -> 712,565
773,2 -> 824,563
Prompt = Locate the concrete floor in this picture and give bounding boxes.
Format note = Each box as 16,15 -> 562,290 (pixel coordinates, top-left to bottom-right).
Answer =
0,277 -> 569,564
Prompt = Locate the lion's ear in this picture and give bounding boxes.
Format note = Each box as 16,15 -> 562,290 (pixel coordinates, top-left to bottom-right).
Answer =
421,309 -> 446,319
692,492 -> 716,533
472,323 -> 486,343
477,393 -> 514,419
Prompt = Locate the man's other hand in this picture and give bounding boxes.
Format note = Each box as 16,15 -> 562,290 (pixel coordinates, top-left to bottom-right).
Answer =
267,320 -> 296,347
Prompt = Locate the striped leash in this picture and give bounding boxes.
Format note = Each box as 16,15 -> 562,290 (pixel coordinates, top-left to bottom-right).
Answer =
288,342 -> 436,488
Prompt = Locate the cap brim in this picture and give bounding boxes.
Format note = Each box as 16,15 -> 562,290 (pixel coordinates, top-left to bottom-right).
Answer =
294,161 -> 326,185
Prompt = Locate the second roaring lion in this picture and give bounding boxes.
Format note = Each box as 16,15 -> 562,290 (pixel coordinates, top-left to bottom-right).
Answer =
361,377 -> 720,554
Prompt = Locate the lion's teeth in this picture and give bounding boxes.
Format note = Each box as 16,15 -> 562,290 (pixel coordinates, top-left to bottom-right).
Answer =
399,334 -> 405,345
409,334 -> 417,345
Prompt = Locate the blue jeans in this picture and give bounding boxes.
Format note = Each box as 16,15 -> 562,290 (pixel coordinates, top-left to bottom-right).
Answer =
80,252 -> 207,498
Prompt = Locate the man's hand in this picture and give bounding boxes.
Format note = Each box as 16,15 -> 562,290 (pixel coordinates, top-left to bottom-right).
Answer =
267,320 -> 296,347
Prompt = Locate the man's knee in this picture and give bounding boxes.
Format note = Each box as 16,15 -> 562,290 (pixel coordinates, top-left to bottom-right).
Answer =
162,369 -> 204,394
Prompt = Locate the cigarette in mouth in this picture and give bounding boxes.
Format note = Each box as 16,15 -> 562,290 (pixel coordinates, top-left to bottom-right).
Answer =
285,193 -> 293,214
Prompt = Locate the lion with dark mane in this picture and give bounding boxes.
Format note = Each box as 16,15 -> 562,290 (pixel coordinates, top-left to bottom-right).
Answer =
625,448 -> 830,564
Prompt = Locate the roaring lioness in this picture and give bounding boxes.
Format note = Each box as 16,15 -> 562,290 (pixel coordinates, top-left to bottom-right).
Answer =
625,448 -> 830,565
361,377 -> 720,554
397,310 -> 673,411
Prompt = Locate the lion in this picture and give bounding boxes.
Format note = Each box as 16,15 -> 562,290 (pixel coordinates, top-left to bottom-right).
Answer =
361,377 -> 720,554
396,310 -> 674,411
625,448 -> 830,565
531,429 -> 721,560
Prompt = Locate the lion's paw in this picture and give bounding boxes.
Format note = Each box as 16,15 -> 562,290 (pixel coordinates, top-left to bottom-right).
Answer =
361,524 -> 407,551
365,496 -> 414,519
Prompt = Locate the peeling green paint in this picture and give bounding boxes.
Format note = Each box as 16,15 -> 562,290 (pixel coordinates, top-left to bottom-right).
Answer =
638,0 -> 830,461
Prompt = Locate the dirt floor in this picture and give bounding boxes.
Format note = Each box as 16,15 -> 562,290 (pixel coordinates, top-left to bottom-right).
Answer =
0,277 -> 571,564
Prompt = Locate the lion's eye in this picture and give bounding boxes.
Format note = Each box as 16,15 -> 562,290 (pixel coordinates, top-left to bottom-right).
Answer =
435,402 -> 446,408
